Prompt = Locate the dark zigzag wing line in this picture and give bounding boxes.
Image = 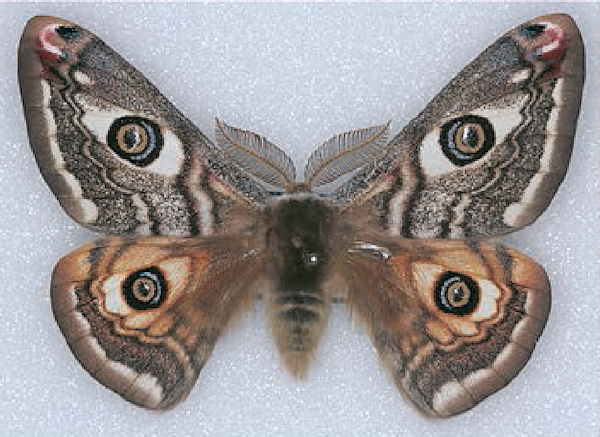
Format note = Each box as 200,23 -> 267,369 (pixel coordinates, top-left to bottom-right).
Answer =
335,14 -> 583,240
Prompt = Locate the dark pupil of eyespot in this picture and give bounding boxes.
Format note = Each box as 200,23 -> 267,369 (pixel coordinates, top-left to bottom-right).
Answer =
434,271 -> 479,316
451,284 -> 465,302
135,280 -> 153,299
107,116 -> 163,167
439,115 -> 494,166
462,126 -> 479,149
56,26 -> 81,41
122,267 -> 166,311
519,24 -> 546,39
123,127 -> 142,150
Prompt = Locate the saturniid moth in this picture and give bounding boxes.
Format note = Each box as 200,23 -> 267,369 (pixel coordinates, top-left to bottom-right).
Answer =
18,14 -> 584,416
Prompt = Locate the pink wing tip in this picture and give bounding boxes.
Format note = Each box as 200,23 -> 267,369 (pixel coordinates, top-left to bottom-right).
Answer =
21,16 -> 88,82
515,14 -> 582,82
534,20 -> 568,61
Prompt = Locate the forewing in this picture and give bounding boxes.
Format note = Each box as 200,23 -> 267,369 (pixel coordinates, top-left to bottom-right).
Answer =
336,14 -> 584,239
19,16 -> 268,236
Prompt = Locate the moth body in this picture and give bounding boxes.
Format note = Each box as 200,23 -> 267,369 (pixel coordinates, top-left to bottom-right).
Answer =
264,191 -> 335,376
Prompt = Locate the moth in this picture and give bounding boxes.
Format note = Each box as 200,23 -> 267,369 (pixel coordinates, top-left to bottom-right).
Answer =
18,14 -> 584,416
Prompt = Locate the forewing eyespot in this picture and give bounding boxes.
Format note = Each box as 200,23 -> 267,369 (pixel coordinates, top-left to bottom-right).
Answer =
107,116 -> 163,166
439,115 -> 495,166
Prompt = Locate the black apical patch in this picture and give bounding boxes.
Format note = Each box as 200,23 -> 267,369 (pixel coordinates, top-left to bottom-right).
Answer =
56,26 -> 82,42
519,24 -> 546,39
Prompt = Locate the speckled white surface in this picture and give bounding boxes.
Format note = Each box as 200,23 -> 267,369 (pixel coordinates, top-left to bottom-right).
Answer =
0,3 -> 597,436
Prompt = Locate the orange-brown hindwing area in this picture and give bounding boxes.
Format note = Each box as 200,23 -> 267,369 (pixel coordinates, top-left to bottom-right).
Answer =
343,240 -> 550,416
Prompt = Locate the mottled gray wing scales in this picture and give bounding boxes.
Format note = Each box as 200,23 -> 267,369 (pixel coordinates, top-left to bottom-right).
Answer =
19,16 -> 268,237
335,14 -> 584,239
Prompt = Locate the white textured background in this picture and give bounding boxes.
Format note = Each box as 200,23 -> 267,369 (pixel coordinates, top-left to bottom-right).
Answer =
0,3 -> 597,436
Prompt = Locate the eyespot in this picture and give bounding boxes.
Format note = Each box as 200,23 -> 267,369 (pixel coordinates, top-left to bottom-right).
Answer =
434,271 -> 479,316
519,23 -> 546,39
122,267 -> 167,311
107,116 -> 163,167
439,115 -> 495,166
56,26 -> 82,42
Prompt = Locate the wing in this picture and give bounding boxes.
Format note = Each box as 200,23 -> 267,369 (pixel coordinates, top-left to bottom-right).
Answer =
51,235 -> 266,409
19,16 -> 269,236
335,14 -> 584,239
341,239 -> 550,417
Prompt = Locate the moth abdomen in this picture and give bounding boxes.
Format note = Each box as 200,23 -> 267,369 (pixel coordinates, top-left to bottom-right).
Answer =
268,288 -> 330,378
273,291 -> 326,334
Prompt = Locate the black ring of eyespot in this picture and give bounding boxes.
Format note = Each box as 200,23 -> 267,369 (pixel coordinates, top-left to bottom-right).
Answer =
122,267 -> 167,311
107,116 -> 163,167
434,271 -> 480,316
439,115 -> 495,166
